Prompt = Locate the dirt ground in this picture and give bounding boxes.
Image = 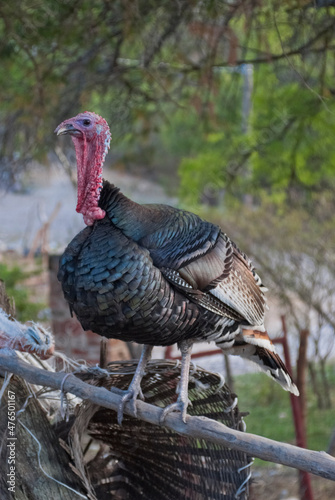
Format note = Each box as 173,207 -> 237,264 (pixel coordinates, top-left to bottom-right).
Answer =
250,467 -> 335,500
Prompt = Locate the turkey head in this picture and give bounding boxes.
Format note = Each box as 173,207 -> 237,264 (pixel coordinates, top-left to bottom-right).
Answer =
55,112 -> 111,226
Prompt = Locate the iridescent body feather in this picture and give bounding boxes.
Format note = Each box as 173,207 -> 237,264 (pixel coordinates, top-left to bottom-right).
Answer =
56,112 -> 299,423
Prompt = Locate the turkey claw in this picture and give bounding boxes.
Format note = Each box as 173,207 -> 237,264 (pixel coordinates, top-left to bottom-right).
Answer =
159,400 -> 190,424
117,387 -> 144,425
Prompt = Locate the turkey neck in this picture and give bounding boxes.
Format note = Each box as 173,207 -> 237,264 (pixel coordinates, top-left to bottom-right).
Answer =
98,180 -> 159,241
74,133 -> 107,225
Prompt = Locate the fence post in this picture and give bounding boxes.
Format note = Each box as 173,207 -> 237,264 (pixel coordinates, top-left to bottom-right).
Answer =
280,316 -> 313,500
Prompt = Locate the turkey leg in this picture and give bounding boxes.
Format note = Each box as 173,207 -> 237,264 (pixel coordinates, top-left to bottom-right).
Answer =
160,339 -> 193,424
117,344 -> 153,425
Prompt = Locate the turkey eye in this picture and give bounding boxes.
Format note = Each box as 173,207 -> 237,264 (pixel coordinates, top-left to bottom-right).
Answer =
83,119 -> 91,126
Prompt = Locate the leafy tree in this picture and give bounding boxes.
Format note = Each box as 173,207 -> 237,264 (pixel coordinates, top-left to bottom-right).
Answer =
0,263 -> 46,321
179,61 -> 335,209
0,0 -> 335,195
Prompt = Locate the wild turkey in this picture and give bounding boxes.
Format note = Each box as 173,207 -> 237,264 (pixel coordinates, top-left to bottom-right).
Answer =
55,112 -> 299,424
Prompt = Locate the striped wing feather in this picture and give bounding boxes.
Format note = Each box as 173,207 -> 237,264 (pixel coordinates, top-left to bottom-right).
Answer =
163,232 -> 267,328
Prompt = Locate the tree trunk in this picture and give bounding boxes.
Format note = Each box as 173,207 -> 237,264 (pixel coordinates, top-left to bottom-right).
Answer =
296,329 -> 309,418
320,358 -> 332,409
224,354 -> 235,393
295,329 -> 314,500
327,428 -> 335,457
0,281 -> 15,316
308,361 -> 324,409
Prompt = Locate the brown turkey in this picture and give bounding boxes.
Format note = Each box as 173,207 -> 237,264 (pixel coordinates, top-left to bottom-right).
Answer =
55,111 -> 299,424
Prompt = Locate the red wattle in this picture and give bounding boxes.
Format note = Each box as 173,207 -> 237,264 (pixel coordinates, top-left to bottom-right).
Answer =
65,113 -> 110,226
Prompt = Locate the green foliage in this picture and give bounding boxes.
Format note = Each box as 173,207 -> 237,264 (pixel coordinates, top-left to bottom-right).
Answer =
0,263 -> 46,322
1,0 -> 335,200
235,368 -> 335,463
160,107 -> 208,158
236,373 -> 295,447
178,60 -> 335,208
248,67 -> 335,201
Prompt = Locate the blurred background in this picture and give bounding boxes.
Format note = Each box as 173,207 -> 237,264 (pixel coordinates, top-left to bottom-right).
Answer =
0,1 -> 335,498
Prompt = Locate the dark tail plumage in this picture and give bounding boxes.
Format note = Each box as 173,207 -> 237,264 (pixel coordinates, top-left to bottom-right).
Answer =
221,329 -> 300,396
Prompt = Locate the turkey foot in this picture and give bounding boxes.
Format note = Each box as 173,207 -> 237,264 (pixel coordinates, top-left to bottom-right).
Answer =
117,344 -> 153,425
160,340 -> 193,424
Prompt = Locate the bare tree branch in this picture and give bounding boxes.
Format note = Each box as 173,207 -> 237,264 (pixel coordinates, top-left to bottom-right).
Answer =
0,351 -> 334,481
186,20 -> 335,70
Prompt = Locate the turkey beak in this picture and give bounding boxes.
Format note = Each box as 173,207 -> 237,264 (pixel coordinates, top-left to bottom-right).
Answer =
55,123 -> 80,136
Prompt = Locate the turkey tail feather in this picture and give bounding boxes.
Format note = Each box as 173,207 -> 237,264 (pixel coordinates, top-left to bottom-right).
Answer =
252,345 -> 299,396
220,331 -> 299,396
